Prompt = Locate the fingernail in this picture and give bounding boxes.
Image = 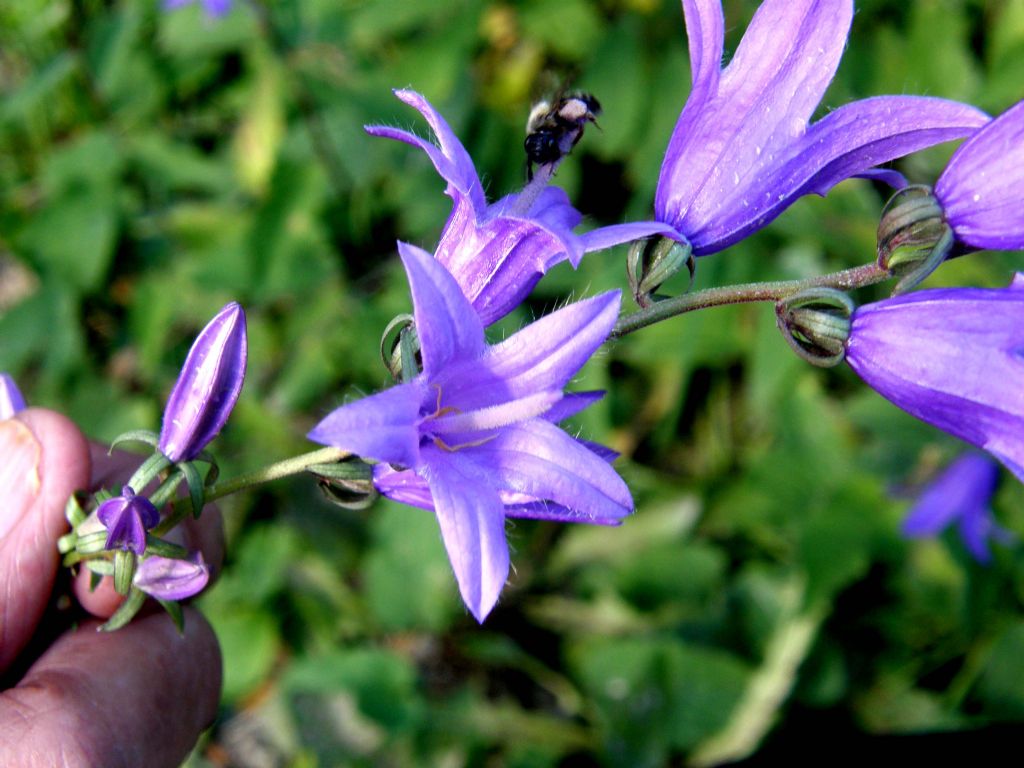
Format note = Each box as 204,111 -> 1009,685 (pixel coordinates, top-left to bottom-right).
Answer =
0,419 -> 43,541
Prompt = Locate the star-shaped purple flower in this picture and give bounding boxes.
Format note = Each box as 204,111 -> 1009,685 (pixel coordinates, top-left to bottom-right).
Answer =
903,453 -> 1012,564
935,99 -> 1024,251
308,244 -> 632,622
655,0 -> 989,255
846,274 -> 1024,482
367,90 -> 678,326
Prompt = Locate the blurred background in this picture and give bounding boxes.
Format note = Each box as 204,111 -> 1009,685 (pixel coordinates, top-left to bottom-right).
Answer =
2,0 -> 1024,764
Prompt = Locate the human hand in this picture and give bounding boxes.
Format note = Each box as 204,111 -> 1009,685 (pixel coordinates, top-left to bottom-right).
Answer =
0,409 -> 223,767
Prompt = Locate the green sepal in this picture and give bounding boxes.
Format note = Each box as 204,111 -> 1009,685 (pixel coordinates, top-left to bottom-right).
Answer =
776,288 -> 855,368
113,549 -> 137,595
58,532 -> 78,554
628,236 -> 695,308
381,314 -> 416,381
143,536 -> 190,560
180,460 -> 206,519
158,599 -> 185,634
64,491 -> 88,527
100,587 -> 147,632
317,479 -> 378,510
148,470 -> 184,509
87,559 -> 114,578
126,452 -> 172,494
76,530 -> 111,555
109,429 -> 160,453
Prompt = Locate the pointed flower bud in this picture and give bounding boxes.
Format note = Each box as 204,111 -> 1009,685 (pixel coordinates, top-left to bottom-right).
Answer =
934,99 -> 1024,252
0,373 -> 26,419
134,553 -> 210,601
845,274 -> 1024,481
903,453 -> 1012,564
159,302 -> 247,463
97,486 -> 160,555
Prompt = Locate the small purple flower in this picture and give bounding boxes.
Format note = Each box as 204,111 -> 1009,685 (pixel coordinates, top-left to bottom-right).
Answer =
308,244 -> 631,622
903,453 -> 1012,564
0,373 -> 26,420
98,486 -> 160,555
934,99 -> 1024,251
655,0 -> 989,255
163,0 -> 232,18
846,274 -> 1024,481
367,90 -> 678,326
135,553 -> 210,600
159,302 -> 247,463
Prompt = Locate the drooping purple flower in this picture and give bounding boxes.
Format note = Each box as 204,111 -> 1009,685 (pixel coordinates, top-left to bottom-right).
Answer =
0,373 -> 26,420
655,0 -> 989,256
845,274 -> 1024,481
135,553 -> 211,600
308,244 -> 631,622
163,0 -> 232,18
98,486 -> 160,555
366,90 -> 679,326
159,302 -> 247,463
934,99 -> 1024,251
903,453 -> 1012,564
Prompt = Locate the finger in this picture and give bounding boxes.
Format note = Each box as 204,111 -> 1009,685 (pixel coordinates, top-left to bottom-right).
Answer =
0,410 -> 90,672
0,608 -> 221,768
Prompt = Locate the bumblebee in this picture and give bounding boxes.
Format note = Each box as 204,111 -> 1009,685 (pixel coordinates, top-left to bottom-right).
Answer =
524,93 -> 601,178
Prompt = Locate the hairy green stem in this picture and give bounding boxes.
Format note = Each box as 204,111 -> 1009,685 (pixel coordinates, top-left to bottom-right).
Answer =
152,446 -> 349,535
611,262 -> 891,339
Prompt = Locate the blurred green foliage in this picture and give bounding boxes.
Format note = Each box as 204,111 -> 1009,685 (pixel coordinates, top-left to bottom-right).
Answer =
2,0 -> 1024,765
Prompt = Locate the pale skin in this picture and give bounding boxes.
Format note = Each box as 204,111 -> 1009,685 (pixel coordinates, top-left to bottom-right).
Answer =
0,409 -> 223,767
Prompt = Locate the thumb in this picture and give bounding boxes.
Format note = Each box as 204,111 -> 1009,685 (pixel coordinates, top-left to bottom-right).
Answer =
0,410 -> 90,672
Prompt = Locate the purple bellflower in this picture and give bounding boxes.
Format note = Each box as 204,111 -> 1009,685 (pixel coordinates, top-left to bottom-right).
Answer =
135,553 -> 211,601
159,302 -> 247,463
655,0 -> 990,255
903,453 -> 1011,564
98,486 -> 160,555
0,373 -> 26,419
846,274 -> 1024,482
163,0 -> 232,18
366,90 -> 679,326
308,243 -> 632,622
935,99 -> 1024,251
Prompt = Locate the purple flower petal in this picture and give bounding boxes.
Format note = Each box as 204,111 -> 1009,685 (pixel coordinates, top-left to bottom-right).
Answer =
159,302 -> 247,462
935,99 -> 1024,251
690,96 -> 990,252
437,290 -> 621,412
0,373 -> 26,419
135,553 -> 210,600
366,90 -> 486,213
370,90 -> 652,326
308,380 -> 427,468
398,242 -> 484,377
656,0 -> 989,255
902,453 -> 1010,564
97,487 -> 159,555
846,275 -> 1024,479
903,453 -> 999,537
424,449 -> 510,623
465,420 -> 633,523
